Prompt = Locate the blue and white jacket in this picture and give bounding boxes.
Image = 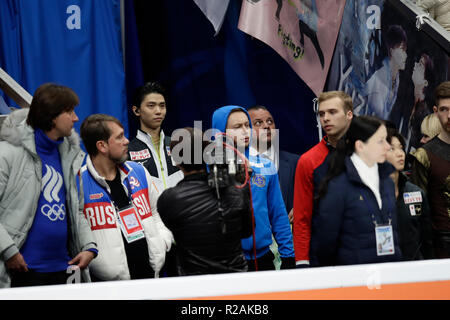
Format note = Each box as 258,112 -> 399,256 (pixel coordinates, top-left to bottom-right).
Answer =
212,106 -> 295,260
81,157 -> 173,280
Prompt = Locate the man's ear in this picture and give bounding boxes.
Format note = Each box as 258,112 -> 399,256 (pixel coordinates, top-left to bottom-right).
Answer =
433,105 -> 438,113
96,140 -> 108,154
347,110 -> 353,120
132,106 -> 140,116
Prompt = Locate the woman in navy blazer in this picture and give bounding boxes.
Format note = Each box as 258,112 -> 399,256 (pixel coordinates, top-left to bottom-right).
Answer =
311,116 -> 402,266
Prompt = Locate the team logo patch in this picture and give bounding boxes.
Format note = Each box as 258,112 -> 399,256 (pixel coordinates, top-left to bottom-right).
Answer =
129,176 -> 141,189
89,193 -> 104,200
130,149 -> 151,161
166,146 -> 171,156
252,174 -> 266,188
41,164 -> 65,222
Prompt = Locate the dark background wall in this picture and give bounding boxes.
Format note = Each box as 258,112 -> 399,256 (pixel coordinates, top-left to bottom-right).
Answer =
126,0 -> 318,156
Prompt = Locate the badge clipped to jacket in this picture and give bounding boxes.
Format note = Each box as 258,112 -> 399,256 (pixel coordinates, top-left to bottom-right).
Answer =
403,191 -> 423,216
375,225 -> 395,256
116,205 -> 145,243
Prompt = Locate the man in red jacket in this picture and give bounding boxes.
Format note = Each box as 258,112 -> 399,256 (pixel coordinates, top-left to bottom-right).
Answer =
293,91 -> 353,267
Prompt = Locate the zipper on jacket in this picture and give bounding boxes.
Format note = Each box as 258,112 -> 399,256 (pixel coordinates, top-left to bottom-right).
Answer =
151,136 -> 168,189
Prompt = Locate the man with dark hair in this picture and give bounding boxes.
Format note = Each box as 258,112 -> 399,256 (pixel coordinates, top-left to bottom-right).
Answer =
248,105 -> 299,269
128,82 -> 183,195
247,105 -> 299,220
0,83 -> 97,288
293,91 -> 353,267
411,81 -> 450,258
79,114 -> 173,280
157,127 -> 253,275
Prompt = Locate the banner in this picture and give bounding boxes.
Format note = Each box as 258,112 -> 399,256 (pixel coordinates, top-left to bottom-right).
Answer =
238,0 -> 346,96
193,0 -> 231,35
0,0 -> 128,136
326,0 -> 448,152
131,0 -> 318,155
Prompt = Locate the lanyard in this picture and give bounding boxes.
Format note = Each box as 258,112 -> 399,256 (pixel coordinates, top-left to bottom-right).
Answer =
101,172 -> 134,211
359,187 -> 392,227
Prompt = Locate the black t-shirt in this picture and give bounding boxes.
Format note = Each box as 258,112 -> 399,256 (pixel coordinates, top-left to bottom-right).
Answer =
105,169 -> 154,279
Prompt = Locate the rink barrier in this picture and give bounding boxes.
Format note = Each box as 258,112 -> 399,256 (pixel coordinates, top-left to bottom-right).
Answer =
0,259 -> 449,299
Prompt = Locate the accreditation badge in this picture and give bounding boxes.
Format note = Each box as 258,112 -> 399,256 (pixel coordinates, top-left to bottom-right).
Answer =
375,225 -> 395,256
116,205 -> 145,243
408,204 -> 423,216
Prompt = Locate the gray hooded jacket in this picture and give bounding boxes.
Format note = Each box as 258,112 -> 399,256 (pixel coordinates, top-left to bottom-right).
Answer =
0,108 -> 97,287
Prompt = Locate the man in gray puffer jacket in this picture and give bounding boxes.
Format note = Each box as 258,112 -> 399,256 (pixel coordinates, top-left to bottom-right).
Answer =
0,83 -> 97,288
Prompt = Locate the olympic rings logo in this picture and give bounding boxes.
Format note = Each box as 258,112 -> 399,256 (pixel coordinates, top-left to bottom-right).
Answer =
41,204 -> 66,221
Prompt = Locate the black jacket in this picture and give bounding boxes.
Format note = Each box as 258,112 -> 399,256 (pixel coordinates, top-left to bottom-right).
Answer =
396,173 -> 434,260
128,130 -> 183,192
157,172 -> 253,276
278,150 -> 300,213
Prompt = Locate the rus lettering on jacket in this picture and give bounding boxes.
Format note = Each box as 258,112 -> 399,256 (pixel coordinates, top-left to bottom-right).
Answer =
132,188 -> 152,219
84,202 -> 116,230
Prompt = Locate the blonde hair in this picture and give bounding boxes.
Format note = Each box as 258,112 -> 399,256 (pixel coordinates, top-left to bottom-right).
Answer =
318,91 -> 353,113
420,113 -> 441,139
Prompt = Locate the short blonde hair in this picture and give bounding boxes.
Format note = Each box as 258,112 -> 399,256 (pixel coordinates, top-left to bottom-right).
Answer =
318,91 -> 353,113
420,113 -> 441,139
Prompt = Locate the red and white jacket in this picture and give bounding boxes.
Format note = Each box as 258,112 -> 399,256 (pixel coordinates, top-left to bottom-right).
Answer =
293,137 -> 332,265
81,156 -> 173,280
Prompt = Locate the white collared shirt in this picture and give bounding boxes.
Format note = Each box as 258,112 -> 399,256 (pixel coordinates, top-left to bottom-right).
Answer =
350,153 -> 382,209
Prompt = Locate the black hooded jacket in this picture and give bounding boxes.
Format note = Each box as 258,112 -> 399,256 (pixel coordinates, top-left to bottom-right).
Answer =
396,173 -> 434,260
157,172 -> 253,276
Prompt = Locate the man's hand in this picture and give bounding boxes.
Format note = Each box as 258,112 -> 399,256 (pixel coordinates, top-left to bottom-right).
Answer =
6,253 -> 28,272
68,251 -> 95,269
288,208 -> 294,223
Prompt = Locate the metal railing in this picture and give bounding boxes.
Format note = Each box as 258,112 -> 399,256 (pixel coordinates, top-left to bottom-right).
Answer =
0,67 -> 32,127
395,0 -> 450,54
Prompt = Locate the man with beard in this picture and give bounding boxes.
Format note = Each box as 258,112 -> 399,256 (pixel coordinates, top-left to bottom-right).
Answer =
411,81 -> 450,258
247,105 -> 300,220
79,114 -> 173,281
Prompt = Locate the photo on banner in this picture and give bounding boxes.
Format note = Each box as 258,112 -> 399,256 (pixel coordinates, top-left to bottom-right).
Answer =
326,0 -> 449,153
238,0 -> 346,96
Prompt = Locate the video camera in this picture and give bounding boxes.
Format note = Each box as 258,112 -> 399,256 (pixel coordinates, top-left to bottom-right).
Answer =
204,135 -> 251,235
204,136 -> 248,192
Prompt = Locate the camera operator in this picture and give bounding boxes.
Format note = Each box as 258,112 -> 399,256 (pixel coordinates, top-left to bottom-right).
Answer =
157,127 -> 253,276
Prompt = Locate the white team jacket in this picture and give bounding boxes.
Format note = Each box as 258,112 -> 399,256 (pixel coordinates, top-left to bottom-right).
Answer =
81,156 -> 173,280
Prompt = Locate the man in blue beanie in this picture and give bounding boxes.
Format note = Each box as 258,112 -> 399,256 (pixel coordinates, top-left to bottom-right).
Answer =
211,106 -> 295,270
